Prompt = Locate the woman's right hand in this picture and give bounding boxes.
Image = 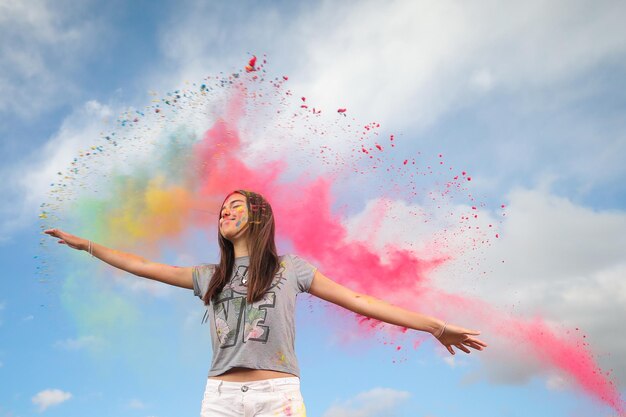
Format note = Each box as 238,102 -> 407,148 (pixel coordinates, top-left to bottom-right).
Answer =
44,228 -> 87,251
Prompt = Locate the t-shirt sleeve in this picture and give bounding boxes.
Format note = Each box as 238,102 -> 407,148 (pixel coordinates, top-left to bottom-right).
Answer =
290,254 -> 317,293
192,264 -> 216,299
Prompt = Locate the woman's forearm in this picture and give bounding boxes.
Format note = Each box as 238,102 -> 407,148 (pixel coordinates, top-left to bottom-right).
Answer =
352,293 -> 445,336
88,241 -> 153,277
44,228 -> 192,288
308,271 -> 445,336
80,239 -> 193,289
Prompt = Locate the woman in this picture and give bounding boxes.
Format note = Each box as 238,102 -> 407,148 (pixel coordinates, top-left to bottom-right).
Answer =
45,190 -> 487,417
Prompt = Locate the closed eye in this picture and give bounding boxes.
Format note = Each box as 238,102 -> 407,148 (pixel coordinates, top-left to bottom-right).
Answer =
220,204 -> 243,217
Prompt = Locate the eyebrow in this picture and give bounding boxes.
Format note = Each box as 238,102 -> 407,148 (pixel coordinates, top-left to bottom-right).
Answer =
220,199 -> 245,210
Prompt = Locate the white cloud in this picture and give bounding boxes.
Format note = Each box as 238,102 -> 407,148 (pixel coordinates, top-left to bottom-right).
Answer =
0,100 -> 113,241
322,387 -> 411,417
443,356 -> 457,369
53,335 -> 101,350
0,0 -> 101,119
460,187 -> 626,386
31,389 -> 72,412
147,0 -> 626,199
469,69 -> 495,92
284,0 -> 626,129
546,373 -> 571,391
150,0 -> 626,127
343,185 -> 626,388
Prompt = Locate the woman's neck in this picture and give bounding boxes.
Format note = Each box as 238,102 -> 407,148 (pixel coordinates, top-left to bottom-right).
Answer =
232,238 -> 249,258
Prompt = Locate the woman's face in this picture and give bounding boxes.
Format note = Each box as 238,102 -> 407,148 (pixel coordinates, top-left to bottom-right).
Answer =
219,193 -> 249,240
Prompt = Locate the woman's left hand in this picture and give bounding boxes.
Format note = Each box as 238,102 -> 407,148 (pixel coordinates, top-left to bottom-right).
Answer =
435,323 -> 488,355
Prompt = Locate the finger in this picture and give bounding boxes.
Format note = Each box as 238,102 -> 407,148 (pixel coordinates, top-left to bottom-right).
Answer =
447,345 -> 455,355
58,240 -> 66,245
456,344 -> 471,354
467,337 -> 488,347
464,341 -> 484,350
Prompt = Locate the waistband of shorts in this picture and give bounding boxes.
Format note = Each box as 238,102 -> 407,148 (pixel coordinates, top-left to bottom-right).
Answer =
206,377 -> 300,393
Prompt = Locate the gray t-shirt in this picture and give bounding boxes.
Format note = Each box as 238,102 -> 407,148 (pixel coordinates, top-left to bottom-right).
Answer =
192,254 -> 317,377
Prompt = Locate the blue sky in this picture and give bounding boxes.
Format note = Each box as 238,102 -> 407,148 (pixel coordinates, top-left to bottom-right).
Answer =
1,1 -> 626,416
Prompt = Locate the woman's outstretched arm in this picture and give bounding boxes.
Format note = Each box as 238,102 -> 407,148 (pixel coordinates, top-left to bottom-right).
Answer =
308,270 -> 487,355
44,228 -> 194,289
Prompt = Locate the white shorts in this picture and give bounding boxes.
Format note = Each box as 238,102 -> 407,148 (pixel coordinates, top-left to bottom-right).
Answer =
200,376 -> 307,417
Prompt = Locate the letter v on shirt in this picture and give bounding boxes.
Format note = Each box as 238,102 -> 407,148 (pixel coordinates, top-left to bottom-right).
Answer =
193,254 -> 317,377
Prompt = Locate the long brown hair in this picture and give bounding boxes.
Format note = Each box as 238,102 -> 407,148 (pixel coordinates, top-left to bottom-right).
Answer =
202,190 -> 279,305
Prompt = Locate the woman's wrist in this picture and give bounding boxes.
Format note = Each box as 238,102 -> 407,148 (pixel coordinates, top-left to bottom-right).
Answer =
435,322 -> 447,339
79,238 -> 90,252
430,319 -> 447,338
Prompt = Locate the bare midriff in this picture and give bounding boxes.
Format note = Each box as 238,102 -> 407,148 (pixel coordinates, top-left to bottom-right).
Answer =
209,367 -> 297,382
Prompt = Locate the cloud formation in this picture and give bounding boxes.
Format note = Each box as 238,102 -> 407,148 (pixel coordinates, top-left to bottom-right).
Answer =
0,0 -> 101,120
347,185 -> 626,389
149,0 -> 626,205
0,100 -> 114,241
322,387 -> 411,417
31,389 -> 72,412
467,187 -> 626,386
156,0 -> 626,127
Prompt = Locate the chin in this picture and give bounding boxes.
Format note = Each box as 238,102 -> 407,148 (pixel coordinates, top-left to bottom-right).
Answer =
220,232 -> 232,240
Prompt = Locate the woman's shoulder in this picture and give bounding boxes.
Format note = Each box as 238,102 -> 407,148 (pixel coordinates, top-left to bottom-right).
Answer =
195,262 -> 218,268
279,253 -> 307,258
278,254 -> 316,271
193,263 -> 217,276
278,253 -> 307,263
278,254 -> 317,293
